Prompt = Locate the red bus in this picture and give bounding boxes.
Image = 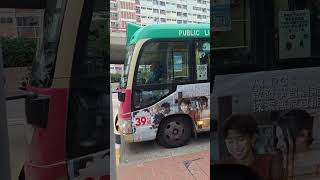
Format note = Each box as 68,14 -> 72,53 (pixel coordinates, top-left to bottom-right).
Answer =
5,0 -> 111,179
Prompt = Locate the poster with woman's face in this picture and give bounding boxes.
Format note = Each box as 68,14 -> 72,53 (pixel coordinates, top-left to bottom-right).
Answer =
212,67 -> 320,180
174,83 -> 210,130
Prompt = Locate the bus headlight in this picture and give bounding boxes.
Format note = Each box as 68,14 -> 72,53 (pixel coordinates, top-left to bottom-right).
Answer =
197,120 -> 204,126
118,119 -> 132,134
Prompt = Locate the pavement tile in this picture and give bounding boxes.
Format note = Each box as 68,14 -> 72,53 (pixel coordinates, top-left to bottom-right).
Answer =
118,150 -> 209,180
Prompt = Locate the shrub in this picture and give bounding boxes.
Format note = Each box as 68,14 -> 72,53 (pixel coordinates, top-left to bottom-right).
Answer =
0,37 -> 36,67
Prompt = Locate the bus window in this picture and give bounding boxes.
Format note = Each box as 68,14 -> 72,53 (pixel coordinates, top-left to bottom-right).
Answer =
29,0 -> 66,87
135,41 -> 189,85
195,40 -> 210,81
133,41 -> 190,110
120,45 -> 134,88
67,0 -> 109,159
213,0 -> 254,74
273,0 -> 320,69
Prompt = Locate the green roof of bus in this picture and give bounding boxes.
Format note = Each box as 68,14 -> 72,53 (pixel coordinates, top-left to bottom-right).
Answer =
127,23 -> 210,45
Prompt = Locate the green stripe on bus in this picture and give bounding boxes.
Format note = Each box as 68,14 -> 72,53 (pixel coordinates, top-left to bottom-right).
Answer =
127,23 -> 210,45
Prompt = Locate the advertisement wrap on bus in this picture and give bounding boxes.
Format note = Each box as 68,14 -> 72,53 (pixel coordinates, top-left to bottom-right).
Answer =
211,0 -> 320,179
117,23 -> 210,148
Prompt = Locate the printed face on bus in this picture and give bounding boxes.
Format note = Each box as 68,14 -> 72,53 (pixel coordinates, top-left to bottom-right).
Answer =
162,106 -> 170,115
276,126 -> 288,154
151,105 -> 161,115
180,102 -> 190,114
296,129 -> 312,152
201,102 -> 208,110
225,130 -> 255,162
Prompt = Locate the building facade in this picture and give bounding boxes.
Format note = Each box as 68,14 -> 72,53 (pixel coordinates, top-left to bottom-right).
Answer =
0,8 -> 44,46
110,0 -> 210,32
110,64 -> 124,74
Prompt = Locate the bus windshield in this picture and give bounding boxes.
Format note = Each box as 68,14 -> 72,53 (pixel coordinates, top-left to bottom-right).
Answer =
29,0 -> 66,87
120,45 -> 134,88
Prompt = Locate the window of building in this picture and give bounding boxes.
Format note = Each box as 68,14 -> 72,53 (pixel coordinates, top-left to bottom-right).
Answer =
177,20 -> 182,24
183,5 -> 187,9
16,16 -> 39,26
111,13 -> 118,19
153,9 -> 159,13
136,7 -> 141,13
111,22 -> 119,27
7,17 -> 13,24
0,17 -> 6,24
110,2 -> 118,9
193,7 -> 201,11
160,1 -> 165,6
160,10 -> 166,14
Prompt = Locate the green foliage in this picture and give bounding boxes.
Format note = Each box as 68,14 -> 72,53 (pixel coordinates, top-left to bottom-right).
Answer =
111,73 -> 121,83
0,37 -> 36,67
139,69 -> 151,83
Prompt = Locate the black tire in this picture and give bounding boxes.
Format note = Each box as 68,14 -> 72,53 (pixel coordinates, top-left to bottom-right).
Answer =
19,168 -> 25,180
157,116 -> 192,148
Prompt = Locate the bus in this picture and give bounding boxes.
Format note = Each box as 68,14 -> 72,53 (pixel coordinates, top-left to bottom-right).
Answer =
3,0 -> 111,179
116,23 -> 211,148
212,0 -> 320,179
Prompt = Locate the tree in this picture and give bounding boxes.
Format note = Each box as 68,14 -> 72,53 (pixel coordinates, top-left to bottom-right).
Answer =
111,73 -> 121,83
0,37 -> 36,67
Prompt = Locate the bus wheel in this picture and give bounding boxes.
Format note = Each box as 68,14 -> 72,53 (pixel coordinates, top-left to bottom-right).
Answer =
157,116 -> 191,148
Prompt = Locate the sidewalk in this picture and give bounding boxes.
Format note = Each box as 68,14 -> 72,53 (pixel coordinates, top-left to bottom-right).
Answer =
117,150 -> 209,180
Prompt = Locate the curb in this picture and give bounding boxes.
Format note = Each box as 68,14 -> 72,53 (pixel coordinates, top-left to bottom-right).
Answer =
115,133 -> 121,166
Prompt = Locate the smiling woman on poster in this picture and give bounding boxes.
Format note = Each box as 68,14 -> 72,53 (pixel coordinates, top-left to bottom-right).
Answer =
276,109 -> 320,180
220,113 -> 283,180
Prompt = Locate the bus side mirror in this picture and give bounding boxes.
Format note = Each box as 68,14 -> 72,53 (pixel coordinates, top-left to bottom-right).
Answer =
25,95 -> 49,128
118,92 -> 125,102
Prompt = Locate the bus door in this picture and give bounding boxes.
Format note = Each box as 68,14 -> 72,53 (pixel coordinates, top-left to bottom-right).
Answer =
24,0 -> 110,179
65,0 -> 109,179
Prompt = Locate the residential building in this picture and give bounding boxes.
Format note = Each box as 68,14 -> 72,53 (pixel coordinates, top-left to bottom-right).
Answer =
111,0 -> 210,32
